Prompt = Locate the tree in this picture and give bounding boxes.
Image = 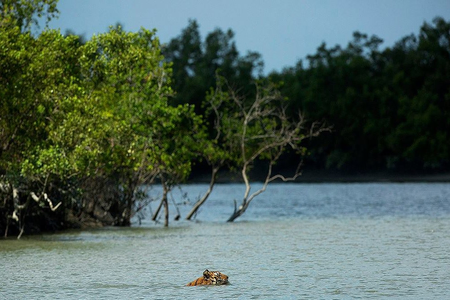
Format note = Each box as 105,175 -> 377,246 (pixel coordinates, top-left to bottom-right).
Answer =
0,24 -> 83,237
270,18 -> 450,172
71,25 -> 193,226
163,19 -> 203,107
384,17 -> 450,169
163,20 -> 263,113
205,76 -> 329,222
184,88 -> 230,221
0,0 -> 59,32
147,104 -> 204,226
77,26 -> 204,228
0,19 -> 196,236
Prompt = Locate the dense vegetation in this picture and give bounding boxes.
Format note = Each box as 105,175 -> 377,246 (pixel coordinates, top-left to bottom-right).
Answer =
1,0 -> 204,236
270,21 -> 450,171
0,1 -> 317,236
166,18 -> 450,172
1,0 -> 449,237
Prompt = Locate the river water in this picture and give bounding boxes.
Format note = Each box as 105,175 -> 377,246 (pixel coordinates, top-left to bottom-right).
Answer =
1,183 -> 450,299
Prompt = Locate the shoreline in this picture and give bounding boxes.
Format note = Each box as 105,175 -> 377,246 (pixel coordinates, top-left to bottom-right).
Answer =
188,169 -> 450,183
295,170 -> 450,183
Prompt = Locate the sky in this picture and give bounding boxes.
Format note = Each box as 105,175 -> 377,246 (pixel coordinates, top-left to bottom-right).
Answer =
48,0 -> 450,74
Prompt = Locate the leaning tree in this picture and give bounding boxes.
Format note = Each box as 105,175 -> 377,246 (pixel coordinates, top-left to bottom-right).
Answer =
203,76 -> 329,222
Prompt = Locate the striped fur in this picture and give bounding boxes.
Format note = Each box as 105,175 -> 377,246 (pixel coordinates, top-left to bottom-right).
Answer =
186,270 -> 229,286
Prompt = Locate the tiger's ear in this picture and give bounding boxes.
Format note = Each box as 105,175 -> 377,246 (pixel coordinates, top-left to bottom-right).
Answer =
203,270 -> 210,278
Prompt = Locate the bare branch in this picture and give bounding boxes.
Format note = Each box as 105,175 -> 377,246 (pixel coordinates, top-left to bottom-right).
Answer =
222,79 -> 330,222
30,191 -> 61,211
30,192 -> 40,202
44,193 -> 61,211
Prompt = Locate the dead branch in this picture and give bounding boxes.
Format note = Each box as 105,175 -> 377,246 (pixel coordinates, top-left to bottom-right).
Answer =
30,192 -> 62,211
225,80 -> 330,222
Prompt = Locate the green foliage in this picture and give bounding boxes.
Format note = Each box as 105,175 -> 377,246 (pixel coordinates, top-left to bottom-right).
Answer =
0,26 -> 79,175
270,17 -> 450,171
0,0 -> 59,31
0,8 -> 205,234
163,19 -> 263,113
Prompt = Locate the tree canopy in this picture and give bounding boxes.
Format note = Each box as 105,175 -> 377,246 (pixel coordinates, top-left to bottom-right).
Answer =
268,17 -> 450,171
0,8 -> 203,235
0,0 -> 59,31
163,19 -> 264,113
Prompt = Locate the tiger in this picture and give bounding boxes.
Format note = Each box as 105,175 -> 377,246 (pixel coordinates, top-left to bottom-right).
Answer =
186,269 -> 229,286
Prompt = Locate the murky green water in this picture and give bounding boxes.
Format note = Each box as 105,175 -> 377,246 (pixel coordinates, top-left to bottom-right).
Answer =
1,183 -> 450,299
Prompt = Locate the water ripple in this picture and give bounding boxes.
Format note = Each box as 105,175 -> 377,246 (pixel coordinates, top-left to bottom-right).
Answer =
1,183 -> 450,299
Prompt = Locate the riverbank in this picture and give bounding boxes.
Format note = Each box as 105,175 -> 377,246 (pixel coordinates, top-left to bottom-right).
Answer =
296,169 -> 450,183
189,168 -> 450,183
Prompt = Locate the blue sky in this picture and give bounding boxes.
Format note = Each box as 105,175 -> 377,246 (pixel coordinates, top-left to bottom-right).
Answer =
49,0 -> 450,74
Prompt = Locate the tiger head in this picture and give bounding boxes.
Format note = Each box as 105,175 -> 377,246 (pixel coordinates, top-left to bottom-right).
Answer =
186,269 -> 229,286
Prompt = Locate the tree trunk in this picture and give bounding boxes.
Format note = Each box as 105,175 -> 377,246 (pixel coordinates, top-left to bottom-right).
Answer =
120,187 -> 135,226
185,166 -> 218,220
227,164 -> 252,222
164,194 -> 169,227
152,197 -> 164,221
162,179 -> 169,227
152,179 -> 170,227
226,199 -> 250,222
226,162 -> 271,222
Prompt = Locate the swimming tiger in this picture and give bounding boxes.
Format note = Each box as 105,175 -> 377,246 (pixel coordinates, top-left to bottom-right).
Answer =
186,269 -> 229,286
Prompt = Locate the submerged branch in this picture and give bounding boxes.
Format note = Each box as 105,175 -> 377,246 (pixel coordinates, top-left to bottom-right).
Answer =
186,165 -> 219,220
